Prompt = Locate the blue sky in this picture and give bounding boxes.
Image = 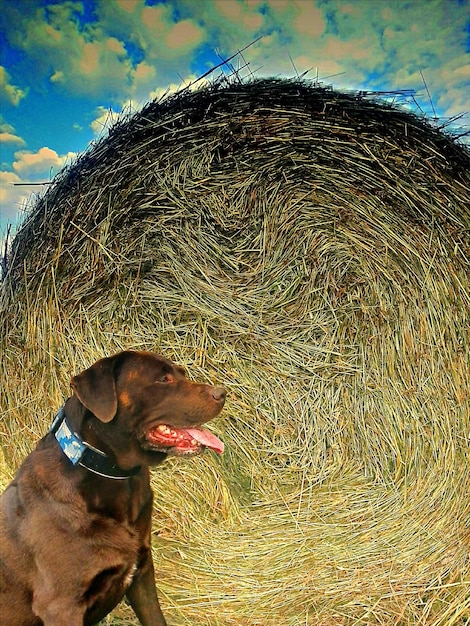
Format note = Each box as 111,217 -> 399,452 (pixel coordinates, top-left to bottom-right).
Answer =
1,0 -> 469,241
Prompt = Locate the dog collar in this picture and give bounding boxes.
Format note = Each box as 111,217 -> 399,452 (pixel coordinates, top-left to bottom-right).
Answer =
50,406 -> 140,480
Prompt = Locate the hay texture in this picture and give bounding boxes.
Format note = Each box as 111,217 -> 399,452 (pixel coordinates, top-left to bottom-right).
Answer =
2,78 -> 470,625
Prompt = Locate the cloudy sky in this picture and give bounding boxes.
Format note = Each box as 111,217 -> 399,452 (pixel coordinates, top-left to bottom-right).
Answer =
1,0 -> 469,242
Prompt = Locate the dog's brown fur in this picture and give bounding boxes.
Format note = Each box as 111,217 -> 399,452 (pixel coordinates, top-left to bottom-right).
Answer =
0,351 -> 226,626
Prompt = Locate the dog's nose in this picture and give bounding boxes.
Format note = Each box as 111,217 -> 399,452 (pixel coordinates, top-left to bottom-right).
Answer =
212,386 -> 226,402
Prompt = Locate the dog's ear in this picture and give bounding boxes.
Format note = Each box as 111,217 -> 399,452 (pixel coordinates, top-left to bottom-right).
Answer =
71,356 -> 118,423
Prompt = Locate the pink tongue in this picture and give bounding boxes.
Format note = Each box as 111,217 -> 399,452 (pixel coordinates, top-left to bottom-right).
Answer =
185,428 -> 224,454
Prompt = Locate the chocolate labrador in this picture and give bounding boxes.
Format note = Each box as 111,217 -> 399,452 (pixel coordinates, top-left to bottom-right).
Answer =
0,350 -> 226,625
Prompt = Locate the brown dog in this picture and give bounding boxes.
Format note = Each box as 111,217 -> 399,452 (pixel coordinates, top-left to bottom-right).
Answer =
0,351 -> 226,626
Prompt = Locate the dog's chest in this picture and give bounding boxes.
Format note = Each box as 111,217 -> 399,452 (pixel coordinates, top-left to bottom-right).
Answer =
79,515 -> 141,612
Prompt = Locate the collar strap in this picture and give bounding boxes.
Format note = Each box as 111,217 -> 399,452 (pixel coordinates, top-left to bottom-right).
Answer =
50,406 -> 140,480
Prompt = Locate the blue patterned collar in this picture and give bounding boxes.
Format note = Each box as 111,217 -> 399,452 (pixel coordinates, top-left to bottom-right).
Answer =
50,406 -> 140,480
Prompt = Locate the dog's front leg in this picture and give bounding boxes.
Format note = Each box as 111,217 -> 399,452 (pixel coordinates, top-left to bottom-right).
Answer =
126,548 -> 167,626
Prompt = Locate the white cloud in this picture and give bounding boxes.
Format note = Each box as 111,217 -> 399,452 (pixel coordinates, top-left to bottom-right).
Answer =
165,19 -> 204,53
149,73 -> 199,102
12,147 -> 76,177
0,120 -> 15,134
0,132 -> 26,147
127,2 -> 204,58
0,66 -> 28,106
1,147 -> 77,234
293,2 -> 325,37
215,0 -> 264,32
0,171 -> 36,224
90,106 -> 123,136
4,0 -> 206,102
4,3 -> 132,98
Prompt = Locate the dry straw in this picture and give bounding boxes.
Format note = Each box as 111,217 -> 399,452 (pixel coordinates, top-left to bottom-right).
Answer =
1,78 -> 470,625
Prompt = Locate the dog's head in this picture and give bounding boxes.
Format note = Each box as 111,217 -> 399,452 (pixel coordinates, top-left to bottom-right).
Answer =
70,351 -> 226,469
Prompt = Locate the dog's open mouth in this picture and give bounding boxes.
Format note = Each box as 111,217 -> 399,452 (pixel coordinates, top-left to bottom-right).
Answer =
145,424 -> 224,455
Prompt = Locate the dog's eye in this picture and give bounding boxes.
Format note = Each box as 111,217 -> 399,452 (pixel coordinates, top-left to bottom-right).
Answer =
160,374 -> 173,384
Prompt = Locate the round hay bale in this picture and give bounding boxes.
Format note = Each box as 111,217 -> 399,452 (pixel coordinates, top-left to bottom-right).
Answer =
1,78 -> 470,625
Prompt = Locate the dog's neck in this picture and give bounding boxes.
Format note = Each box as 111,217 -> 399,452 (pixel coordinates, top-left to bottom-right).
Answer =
50,405 -> 140,480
